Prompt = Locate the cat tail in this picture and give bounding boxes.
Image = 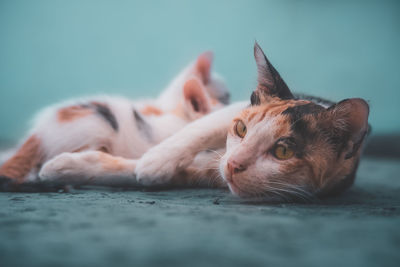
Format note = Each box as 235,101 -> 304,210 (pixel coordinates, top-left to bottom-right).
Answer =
0,135 -> 43,185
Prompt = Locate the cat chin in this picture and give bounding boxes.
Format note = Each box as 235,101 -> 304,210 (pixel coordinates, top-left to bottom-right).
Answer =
227,182 -> 241,197
218,167 -> 241,196
219,162 -> 247,197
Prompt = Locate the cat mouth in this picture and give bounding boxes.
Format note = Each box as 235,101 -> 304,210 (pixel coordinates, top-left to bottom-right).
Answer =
223,171 -> 241,195
222,165 -> 234,183
221,163 -> 243,196
224,173 -> 257,198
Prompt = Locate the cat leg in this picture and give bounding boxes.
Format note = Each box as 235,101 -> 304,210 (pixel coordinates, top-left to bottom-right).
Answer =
39,151 -> 137,187
135,101 -> 247,185
170,149 -> 228,188
170,167 -> 225,188
0,135 -> 42,183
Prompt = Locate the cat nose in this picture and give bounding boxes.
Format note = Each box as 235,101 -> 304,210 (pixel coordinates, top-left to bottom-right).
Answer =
227,159 -> 247,175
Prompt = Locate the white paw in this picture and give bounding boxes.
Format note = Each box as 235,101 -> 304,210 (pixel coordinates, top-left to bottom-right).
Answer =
39,153 -> 80,181
135,145 -> 194,186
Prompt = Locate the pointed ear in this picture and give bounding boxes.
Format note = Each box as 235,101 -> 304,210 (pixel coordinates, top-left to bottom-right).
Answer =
252,42 -> 293,105
183,78 -> 211,114
327,98 -> 370,159
195,51 -> 213,84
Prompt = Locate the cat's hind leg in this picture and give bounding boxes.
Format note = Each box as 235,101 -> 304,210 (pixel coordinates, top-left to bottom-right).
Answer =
0,135 -> 43,183
39,151 -> 137,187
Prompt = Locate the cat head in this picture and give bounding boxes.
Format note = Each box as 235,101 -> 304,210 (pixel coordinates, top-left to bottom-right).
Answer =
220,43 -> 369,201
159,52 -> 230,121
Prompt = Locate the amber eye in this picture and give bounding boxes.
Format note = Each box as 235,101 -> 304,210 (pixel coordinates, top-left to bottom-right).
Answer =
274,145 -> 294,160
234,120 -> 247,138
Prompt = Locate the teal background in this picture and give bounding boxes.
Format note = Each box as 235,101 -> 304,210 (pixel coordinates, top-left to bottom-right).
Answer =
1,2 -> 400,267
0,0 -> 399,141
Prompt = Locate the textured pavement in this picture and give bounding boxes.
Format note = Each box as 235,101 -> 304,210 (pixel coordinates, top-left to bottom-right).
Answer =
0,157 -> 399,267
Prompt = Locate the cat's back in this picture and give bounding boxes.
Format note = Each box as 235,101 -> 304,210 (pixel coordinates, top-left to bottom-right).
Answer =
30,95 -> 190,159
29,95 -> 155,159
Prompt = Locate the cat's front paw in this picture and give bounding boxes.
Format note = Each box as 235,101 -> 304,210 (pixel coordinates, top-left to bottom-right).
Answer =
39,153 -> 81,181
135,145 -> 194,186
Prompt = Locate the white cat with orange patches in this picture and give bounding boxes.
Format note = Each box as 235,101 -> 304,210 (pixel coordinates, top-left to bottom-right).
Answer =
2,43 -> 370,201
0,52 -> 229,186
135,43 -> 370,200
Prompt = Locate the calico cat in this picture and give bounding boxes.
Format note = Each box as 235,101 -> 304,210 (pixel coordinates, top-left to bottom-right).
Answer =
11,43 -> 369,201
133,43 -> 370,200
0,52 -> 229,187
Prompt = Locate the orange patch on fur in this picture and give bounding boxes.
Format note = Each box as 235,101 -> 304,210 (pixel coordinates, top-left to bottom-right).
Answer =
248,112 -> 257,122
98,152 -> 127,172
272,117 -> 291,139
140,105 -> 163,116
171,103 -> 188,121
98,146 -> 109,153
0,135 -> 42,182
210,98 -> 218,106
58,105 -> 92,122
243,99 -> 311,124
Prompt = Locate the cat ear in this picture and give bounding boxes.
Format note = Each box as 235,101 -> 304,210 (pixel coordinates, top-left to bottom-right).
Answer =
252,42 -> 293,105
195,51 -> 213,84
183,78 -> 211,114
327,98 -> 370,159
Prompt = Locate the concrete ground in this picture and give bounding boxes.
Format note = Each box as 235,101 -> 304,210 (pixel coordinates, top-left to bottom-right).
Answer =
0,156 -> 399,267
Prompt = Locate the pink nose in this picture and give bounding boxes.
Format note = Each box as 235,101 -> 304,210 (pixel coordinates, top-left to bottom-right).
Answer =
227,159 -> 247,176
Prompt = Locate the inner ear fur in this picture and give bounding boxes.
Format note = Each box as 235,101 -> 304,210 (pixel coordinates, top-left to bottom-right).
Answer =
183,78 -> 211,114
327,98 -> 370,159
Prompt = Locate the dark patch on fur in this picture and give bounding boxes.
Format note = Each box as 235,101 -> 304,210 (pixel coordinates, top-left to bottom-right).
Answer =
329,132 -> 350,158
293,93 -> 335,107
282,103 -> 324,141
291,120 -> 312,157
191,99 -> 200,112
282,103 -> 325,120
281,103 -> 326,157
283,103 -> 351,157
133,109 -> 152,141
283,101 -> 367,159
91,103 -> 118,131
250,91 -> 261,106
263,74 -> 293,100
218,92 -> 230,105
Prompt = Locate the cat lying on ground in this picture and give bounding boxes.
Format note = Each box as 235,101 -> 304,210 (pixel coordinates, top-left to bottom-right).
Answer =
133,43 -> 370,200
2,43 -> 369,201
0,52 -> 229,187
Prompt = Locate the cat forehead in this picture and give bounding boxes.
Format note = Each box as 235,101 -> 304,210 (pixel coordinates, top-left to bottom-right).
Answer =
241,99 -> 324,123
238,99 -> 327,141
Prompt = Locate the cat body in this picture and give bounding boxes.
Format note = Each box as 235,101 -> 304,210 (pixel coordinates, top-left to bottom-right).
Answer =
134,43 -> 370,200
0,52 -> 229,185
2,43 -> 369,201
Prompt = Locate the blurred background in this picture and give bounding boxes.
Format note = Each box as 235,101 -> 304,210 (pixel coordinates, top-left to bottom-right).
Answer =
1,3 -> 400,267
0,0 -> 399,143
